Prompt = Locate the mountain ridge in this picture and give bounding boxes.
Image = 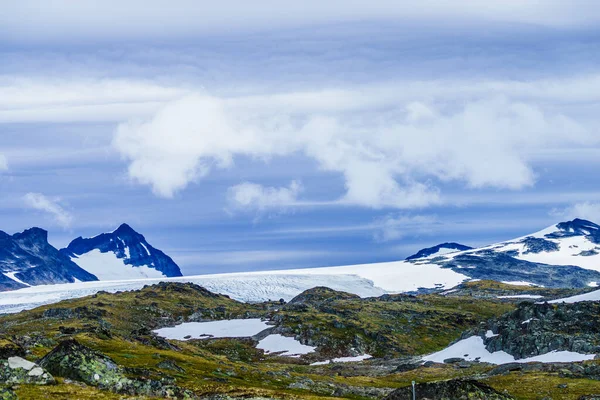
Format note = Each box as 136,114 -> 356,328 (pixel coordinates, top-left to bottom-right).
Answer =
60,223 -> 183,280
0,227 -> 98,291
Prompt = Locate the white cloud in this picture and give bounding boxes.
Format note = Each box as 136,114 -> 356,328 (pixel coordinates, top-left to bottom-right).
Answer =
2,1 -> 599,44
0,154 -> 7,171
113,87 -> 596,209
23,193 -> 73,228
552,202 -> 600,224
227,181 -> 303,212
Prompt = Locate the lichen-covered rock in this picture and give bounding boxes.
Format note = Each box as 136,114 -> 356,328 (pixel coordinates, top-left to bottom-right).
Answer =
0,387 -> 17,400
0,356 -> 55,385
384,379 -> 514,400
39,338 -> 122,386
39,339 -> 195,398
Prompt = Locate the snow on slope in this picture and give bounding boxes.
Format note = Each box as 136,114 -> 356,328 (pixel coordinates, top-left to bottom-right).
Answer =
423,335 -> 596,364
3,272 -> 31,287
73,249 -> 166,280
549,289 -> 600,304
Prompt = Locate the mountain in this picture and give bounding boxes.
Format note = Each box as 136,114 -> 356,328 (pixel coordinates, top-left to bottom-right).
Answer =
398,218 -> 600,289
405,242 -> 473,260
60,223 -> 182,280
0,227 -> 98,291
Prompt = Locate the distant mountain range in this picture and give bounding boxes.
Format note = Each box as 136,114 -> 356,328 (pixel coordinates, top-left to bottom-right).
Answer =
0,224 -> 182,291
2,218 -> 600,294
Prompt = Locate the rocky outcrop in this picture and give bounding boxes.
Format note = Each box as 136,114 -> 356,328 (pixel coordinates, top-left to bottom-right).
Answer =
384,379 -> 514,400
471,302 -> 600,358
0,227 -> 98,291
0,356 -> 54,385
39,339 -> 194,398
286,287 -> 360,310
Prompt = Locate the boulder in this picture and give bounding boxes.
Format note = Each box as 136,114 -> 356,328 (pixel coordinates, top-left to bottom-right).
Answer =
0,356 -> 54,385
38,339 -> 194,398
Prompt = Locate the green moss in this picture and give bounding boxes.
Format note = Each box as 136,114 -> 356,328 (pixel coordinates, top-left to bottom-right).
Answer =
484,372 -> 600,400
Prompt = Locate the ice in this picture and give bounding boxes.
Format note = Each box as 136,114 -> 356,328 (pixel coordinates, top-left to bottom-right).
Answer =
0,259 -> 468,314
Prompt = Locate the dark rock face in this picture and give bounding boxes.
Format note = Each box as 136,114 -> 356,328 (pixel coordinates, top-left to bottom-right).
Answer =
61,223 -> 182,278
520,237 -> 560,254
0,227 -> 98,291
441,251 -> 600,288
406,242 -> 473,260
474,302 -> 600,359
547,219 -> 600,244
0,340 -> 25,359
384,379 -> 514,400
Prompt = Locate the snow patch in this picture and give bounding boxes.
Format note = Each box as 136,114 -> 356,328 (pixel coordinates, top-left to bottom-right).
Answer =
311,354 -> 373,365
153,319 -> 270,340
140,242 -> 151,256
257,334 -> 315,356
422,336 -> 595,365
497,294 -> 543,299
3,272 -> 31,287
549,289 -> 600,304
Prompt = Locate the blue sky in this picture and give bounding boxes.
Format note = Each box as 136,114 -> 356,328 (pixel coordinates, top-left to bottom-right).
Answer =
2,1 -> 600,274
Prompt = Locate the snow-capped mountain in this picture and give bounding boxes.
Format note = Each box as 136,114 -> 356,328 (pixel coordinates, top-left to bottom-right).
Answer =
405,242 -> 473,260
60,223 -> 182,280
405,218 -> 600,288
0,227 -> 98,291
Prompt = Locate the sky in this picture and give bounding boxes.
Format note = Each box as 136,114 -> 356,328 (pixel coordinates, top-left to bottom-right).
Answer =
2,0 -> 600,275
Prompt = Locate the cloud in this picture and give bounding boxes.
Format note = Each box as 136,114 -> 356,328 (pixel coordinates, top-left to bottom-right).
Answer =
552,202 -> 600,224
0,154 -> 7,171
0,78 -> 189,123
23,193 -> 73,228
227,181 -> 303,212
371,214 -> 437,242
113,87 -> 596,209
2,1 -> 599,44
